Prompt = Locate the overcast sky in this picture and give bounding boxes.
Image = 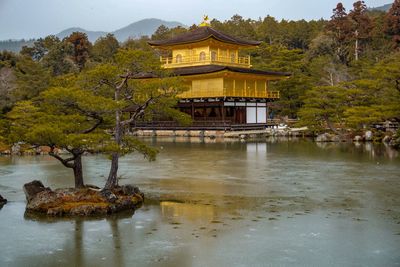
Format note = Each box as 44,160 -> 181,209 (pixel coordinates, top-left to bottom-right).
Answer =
0,0 -> 392,40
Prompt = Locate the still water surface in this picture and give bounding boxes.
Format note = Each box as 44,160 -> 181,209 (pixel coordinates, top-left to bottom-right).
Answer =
0,138 -> 399,266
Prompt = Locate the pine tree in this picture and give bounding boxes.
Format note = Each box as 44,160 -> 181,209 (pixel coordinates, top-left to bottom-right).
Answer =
91,33 -> 120,63
8,86 -> 116,188
297,85 -> 347,133
78,49 -> 190,189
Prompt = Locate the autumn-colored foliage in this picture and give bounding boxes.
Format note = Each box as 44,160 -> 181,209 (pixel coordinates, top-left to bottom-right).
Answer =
385,0 -> 400,48
65,32 -> 91,70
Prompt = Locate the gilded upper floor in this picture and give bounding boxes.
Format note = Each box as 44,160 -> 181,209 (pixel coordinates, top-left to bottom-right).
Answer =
148,26 -> 260,69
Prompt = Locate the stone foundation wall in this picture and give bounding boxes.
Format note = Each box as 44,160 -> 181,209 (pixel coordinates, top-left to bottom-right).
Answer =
133,129 -> 227,138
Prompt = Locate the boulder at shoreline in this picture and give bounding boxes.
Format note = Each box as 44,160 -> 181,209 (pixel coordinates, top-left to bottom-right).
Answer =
23,180 -> 144,216
0,194 -> 7,208
315,133 -> 341,142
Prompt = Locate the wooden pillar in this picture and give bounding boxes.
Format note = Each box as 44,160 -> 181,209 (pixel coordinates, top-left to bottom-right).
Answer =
233,79 -> 236,96
221,101 -> 225,121
233,105 -> 237,123
244,80 -> 247,97
191,101 -> 194,119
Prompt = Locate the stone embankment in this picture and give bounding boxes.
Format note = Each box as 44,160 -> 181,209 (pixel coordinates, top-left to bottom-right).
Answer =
23,180 -> 144,216
315,130 -> 400,148
0,143 -> 66,156
132,127 -> 309,139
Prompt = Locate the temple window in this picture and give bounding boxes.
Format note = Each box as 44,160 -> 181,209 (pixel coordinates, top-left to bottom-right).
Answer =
230,53 -> 236,63
211,51 -> 217,61
199,51 -> 206,61
176,54 -> 182,63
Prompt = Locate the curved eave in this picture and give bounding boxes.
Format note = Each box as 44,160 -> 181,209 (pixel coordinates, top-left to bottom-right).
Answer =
174,65 -> 291,79
148,36 -> 261,49
148,26 -> 261,48
133,65 -> 291,80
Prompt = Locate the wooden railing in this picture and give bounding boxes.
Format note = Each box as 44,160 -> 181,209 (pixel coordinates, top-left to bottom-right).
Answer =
131,119 -> 289,130
161,54 -> 251,68
267,91 -> 280,99
179,90 -> 280,99
132,120 -> 232,130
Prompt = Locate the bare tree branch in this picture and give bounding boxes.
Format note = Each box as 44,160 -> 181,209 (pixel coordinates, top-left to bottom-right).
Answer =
49,146 -> 75,168
121,96 -> 155,126
81,117 -> 103,134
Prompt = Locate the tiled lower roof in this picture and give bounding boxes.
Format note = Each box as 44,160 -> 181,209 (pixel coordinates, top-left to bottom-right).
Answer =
134,65 -> 291,79
173,65 -> 291,77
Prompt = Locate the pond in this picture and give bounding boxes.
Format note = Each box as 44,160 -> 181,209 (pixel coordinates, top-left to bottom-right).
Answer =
0,138 -> 399,267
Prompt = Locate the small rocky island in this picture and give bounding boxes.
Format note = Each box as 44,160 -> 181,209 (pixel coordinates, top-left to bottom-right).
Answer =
23,180 -> 144,216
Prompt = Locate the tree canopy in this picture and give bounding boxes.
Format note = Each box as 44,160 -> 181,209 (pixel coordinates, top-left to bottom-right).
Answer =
1,0 -> 400,183
8,85 -> 116,187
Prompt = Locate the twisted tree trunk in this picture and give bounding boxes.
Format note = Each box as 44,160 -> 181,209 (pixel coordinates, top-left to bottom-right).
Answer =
104,77 -> 124,190
49,147 -> 85,188
73,154 -> 84,188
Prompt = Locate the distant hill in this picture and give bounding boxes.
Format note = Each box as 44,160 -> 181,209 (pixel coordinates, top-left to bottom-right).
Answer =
56,27 -> 107,42
55,19 -> 185,42
112,18 -> 185,41
0,18 -> 186,52
370,3 -> 392,12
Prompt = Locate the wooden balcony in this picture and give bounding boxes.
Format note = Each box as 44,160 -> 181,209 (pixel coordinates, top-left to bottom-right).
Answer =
179,90 -> 280,99
161,54 -> 251,69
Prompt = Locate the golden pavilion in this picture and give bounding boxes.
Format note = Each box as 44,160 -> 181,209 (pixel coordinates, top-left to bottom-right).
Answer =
145,17 -> 290,128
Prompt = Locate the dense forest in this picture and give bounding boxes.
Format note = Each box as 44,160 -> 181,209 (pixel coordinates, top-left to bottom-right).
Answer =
0,39 -> 35,53
1,0 -> 400,146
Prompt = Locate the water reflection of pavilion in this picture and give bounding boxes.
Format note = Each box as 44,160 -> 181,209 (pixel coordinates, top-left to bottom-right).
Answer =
160,201 -> 215,222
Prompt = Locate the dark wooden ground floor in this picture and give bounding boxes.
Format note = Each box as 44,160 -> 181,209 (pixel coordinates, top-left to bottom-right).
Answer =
131,99 -> 282,130
177,100 -> 273,124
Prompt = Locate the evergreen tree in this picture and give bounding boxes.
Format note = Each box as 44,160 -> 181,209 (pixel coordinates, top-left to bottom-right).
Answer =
42,41 -> 76,76
122,36 -> 153,51
298,85 -> 347,133
151,25 -> 171,40
20,35 -> 60,61
78,49 -> 190,189
8,85 -> 116,188
91,33 -> 120,62
13,57 -> 51,101
151,25 -> 187,41
251,43 -> 312,118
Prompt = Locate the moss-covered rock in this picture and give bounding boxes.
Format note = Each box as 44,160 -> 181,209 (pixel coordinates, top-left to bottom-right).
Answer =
23,181 -> 144,216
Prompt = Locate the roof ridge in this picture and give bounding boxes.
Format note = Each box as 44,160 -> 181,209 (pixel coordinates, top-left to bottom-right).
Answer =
148,26 -> 261,47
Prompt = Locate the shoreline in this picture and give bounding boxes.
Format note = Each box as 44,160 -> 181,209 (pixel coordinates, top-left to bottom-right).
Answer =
0,127 -> 399,156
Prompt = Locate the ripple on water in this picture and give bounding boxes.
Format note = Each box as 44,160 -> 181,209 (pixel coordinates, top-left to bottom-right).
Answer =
0,169 -> 13,176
